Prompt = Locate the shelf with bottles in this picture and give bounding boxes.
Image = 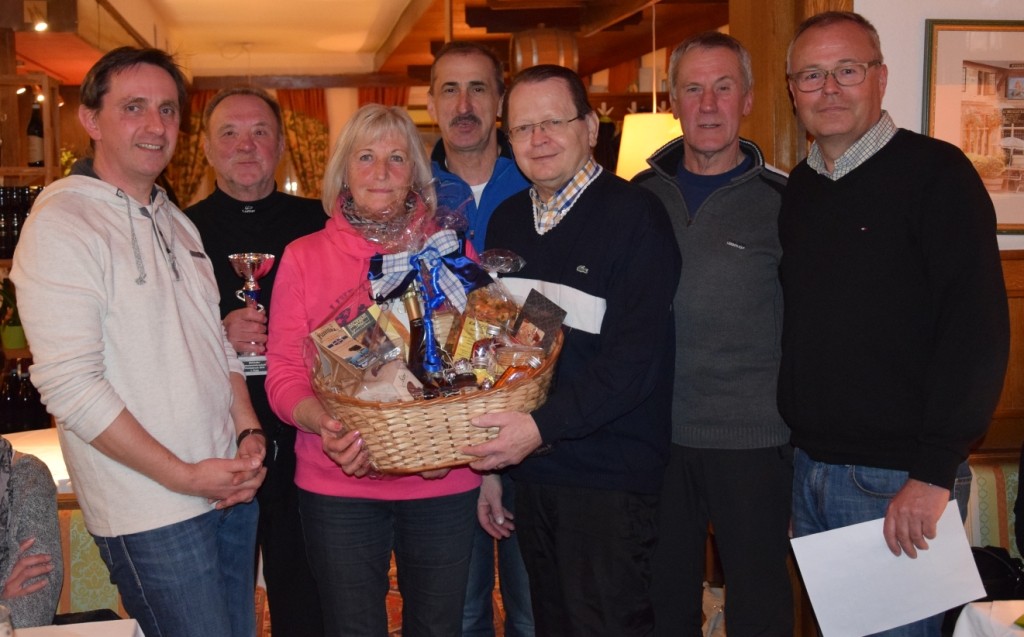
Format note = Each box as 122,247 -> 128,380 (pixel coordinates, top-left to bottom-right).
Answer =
0,186 -> 42,260
588,92 -> 672,124
0,354 -> 52,434
0,73 -> 62,186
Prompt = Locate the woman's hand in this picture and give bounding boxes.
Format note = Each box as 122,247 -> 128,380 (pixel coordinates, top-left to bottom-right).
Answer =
318,412 -> 373,477
418,468 -> 450,480
1,538 -> 54,599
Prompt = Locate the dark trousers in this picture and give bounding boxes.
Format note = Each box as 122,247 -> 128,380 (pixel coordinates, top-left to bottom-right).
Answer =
651,444 -> 794,637
258,427 -> 324,637
298,488 -> 477,637
515,481 -> 658,637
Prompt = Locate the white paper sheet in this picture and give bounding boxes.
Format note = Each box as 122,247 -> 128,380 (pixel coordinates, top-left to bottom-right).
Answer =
791,500 -> 986,637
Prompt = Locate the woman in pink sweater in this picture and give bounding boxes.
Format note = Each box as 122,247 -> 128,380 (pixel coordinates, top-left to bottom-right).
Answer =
266,104 -> 480,636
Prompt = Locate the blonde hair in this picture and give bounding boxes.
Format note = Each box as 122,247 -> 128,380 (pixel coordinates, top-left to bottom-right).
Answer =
321,104 -> 435,216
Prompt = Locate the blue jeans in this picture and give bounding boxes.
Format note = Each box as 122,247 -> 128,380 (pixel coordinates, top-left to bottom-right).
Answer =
93,501 -> 259,637
298,487 -> 477,637
792,449 -> 972,637
463,473 -> 534,637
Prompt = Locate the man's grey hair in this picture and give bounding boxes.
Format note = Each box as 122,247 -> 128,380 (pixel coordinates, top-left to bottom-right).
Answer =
669,31 -> 753,94
787,11 -> 883,72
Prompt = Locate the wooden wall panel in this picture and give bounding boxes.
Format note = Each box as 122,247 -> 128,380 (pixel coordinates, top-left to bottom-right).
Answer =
980,250 -> 1024,452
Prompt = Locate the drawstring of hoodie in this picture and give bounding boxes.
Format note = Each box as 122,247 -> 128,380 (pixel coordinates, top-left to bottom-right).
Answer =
118,190 -> 148,285
117,189 -> 179,285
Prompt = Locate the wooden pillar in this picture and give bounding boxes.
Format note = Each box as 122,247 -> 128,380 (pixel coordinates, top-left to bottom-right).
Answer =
729,4 -> 852,635
729,0 -> 852,172
1,28 -> 17,170
0,28 -> 13,75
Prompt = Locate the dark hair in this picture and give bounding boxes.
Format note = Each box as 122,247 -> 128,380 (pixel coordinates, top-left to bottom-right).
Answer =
80,47 -> 188,114
669,31 -> 753,93
504,64 -> 592,125
202,87 -> 283,137
430,42 -> 505,96
788,11 -> 883,70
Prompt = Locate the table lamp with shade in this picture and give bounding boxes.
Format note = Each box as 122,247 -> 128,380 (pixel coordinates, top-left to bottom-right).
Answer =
614,5 -> 681,180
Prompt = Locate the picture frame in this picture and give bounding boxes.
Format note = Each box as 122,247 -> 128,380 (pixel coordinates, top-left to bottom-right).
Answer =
1009,75 -> 1024,100
923,20 -> 1024,226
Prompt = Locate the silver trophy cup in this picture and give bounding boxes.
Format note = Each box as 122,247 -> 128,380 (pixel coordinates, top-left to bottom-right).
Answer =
228,253 -> 275,357
228,252 -> 276,311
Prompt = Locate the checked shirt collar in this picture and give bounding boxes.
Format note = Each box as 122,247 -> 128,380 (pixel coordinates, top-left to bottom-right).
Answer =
530,157 -> 602,235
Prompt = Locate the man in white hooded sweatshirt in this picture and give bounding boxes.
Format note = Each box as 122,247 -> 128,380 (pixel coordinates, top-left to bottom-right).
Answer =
11,47 -> 266,637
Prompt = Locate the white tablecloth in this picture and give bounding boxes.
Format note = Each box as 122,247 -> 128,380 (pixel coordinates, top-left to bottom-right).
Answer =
953,601 -> 1024,637
17,619 -> 144,636
2,428 -> 70,493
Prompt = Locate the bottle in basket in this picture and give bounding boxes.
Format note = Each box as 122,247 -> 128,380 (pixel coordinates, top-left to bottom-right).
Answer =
401,286 -> 445,396
493,356 -> 542,388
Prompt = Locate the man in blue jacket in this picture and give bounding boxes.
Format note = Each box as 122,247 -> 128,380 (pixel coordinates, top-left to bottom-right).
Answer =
428,42 -> 528,254
427,42 -> 532,637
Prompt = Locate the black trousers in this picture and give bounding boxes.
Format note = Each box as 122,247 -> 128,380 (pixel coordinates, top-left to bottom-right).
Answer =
257,426 -> 325,637
515,481 -> 658,637
651,444 -> 794,637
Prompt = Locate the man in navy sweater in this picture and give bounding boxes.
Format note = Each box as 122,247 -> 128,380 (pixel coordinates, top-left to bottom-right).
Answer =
780,12 -> 1009,635
465,64 -> 680,636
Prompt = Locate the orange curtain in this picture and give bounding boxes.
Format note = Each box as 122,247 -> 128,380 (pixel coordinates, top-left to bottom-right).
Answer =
278,89 -> 330,199
166,90 -> 215,207
357,86 -> 410,107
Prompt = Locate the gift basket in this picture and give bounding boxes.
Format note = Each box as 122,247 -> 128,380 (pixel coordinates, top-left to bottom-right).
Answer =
308,188 -> 565,474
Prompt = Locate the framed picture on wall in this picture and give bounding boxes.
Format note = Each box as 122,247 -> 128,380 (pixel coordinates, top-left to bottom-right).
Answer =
923,19 -> 1024,225
1009,75 -> 1024,100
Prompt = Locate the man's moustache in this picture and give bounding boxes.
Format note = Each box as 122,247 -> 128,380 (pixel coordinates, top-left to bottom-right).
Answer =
449,115 -> 481,126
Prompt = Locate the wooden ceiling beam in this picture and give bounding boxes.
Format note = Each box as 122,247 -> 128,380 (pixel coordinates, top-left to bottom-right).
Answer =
579,0 -> 654,37
192,73 -> 420,91
575,3 -> 729,77
465,7 -> 583,32
486,0 -> 584,8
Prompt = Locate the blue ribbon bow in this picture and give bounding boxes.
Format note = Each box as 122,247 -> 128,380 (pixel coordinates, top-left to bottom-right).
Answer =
367,230 -> 489,312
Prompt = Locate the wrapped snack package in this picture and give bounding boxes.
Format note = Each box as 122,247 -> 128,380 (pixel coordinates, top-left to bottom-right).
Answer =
354,359 -> 423,402
308,303 -> 405,398
445,284 -> 520,364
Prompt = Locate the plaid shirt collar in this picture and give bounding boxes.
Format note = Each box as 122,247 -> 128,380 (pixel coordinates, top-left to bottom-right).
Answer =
808,110 -> 897,181
530,157 -> 602,235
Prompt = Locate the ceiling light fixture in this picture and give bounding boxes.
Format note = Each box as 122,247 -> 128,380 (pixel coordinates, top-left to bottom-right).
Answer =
615,5 -> 680,180
24,1 -> 48,32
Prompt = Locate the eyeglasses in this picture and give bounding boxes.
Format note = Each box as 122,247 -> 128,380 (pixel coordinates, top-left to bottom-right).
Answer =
507,116 -> 581,142
788,61 -> 882,93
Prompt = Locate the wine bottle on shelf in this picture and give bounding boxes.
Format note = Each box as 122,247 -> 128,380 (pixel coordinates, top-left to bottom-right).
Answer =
17,359 -> 47,430
0,189 -> 10,260
27,103 -> 44,167
0,360 -> 22,434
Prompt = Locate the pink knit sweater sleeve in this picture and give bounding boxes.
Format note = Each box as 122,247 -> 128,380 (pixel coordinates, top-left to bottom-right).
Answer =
265,239 -> 320,427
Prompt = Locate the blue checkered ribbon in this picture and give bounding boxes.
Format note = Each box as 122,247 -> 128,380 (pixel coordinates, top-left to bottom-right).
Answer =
367,230 -> 488,313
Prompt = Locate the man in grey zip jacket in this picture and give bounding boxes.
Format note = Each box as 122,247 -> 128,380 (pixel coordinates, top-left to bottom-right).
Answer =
633,32 -> 792,637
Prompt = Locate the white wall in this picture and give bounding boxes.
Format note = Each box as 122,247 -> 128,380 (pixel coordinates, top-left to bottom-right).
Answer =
855,0 -> 1020,133
855,0 -> 1023,241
